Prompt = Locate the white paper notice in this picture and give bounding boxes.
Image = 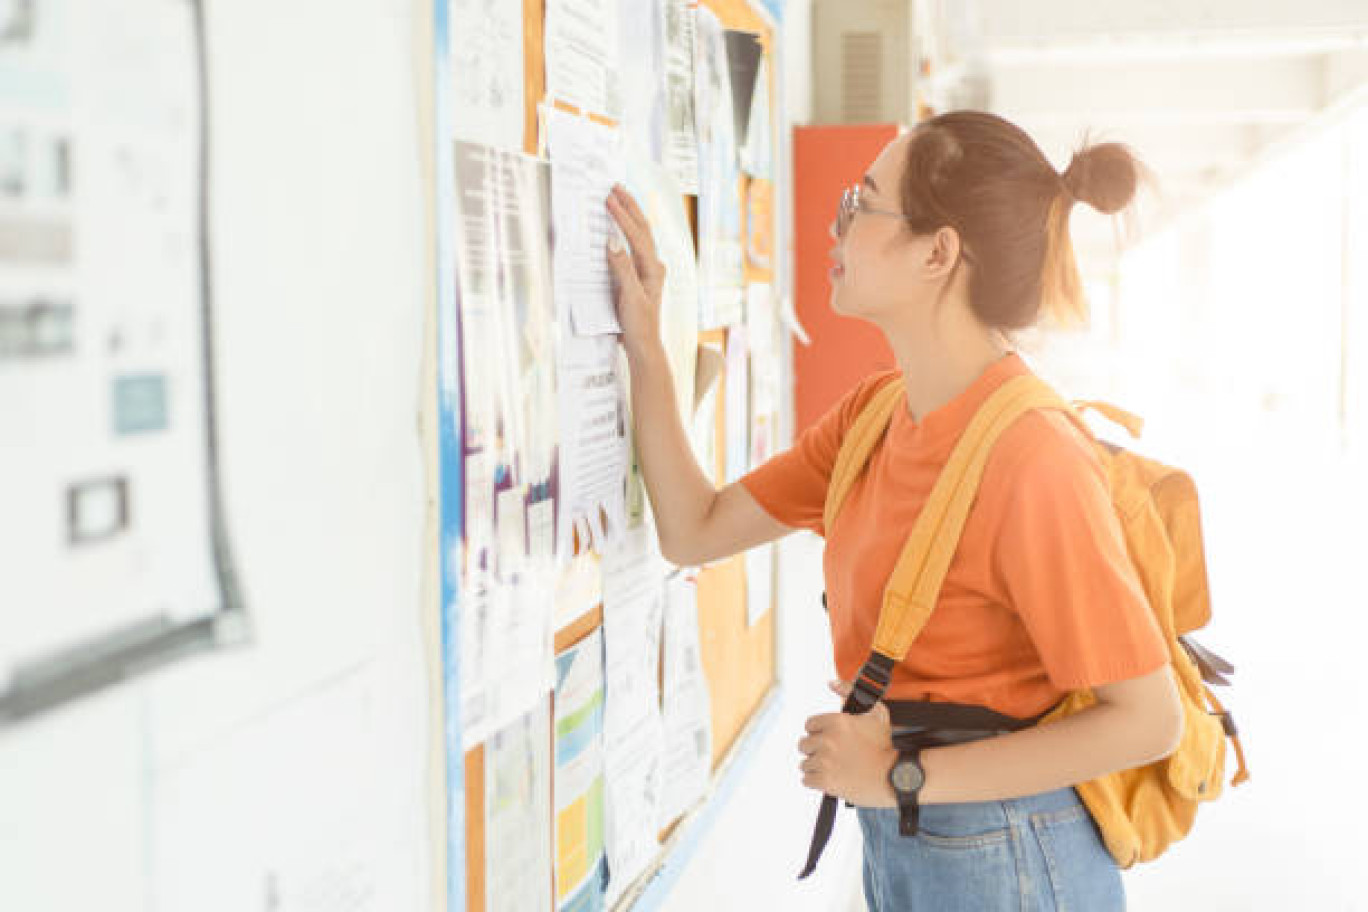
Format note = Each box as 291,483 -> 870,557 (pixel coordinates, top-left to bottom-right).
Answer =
530,498 -> 556,566
548,107 -> 624,337
450,0 -> 526,153
554,552 -> 604,630
746,283 -> 780,467
600,526 -> 666,904
549,102 -> 632,557
452,142 -> 559,747
693,6 -> 744,328
497,485 -> 529,577
545,0 -> 620,118
662,0 -> 699,193
556,331 -> 629,556
658,573 -> 712,828
452,142 -> 559,573
740,56 -> 772,179
461,561 -> 557,750
485,699 -> 553,912
617,0 -> 667,163
723,325 -> 749,484
624,145 -> 699,428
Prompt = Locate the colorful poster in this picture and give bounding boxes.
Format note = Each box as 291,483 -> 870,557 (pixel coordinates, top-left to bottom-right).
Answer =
452,141 -> 559,746
554,631 -> 607,912
452,141 -> 559,567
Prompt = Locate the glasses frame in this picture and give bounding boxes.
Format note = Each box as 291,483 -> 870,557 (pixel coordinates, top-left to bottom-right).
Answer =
836,183 -> 975,264
836,183 -> 914,237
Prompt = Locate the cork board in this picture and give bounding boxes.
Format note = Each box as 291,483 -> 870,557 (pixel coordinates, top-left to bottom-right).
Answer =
455,0 -> 781,907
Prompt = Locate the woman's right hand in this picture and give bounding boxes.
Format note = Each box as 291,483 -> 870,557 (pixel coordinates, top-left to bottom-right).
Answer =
605,183 -> 666,360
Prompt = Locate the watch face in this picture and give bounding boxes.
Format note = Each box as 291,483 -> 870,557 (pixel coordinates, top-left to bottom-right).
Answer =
891,759 -> 925,793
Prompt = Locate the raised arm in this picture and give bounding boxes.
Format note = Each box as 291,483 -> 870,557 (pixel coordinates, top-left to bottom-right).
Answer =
605,184 -> 791,566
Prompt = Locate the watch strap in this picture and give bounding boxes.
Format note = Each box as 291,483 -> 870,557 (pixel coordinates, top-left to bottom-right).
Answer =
892,747 -> 925,839
898,795 -> 921,837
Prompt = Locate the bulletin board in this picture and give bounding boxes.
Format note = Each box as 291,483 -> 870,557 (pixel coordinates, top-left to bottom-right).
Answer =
435,0 -> 786,909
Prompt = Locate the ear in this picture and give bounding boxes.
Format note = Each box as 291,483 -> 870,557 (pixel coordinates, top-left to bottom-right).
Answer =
923,226 -> 963,280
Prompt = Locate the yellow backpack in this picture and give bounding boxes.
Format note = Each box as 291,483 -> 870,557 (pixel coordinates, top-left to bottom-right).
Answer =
817,371 -> 1250,870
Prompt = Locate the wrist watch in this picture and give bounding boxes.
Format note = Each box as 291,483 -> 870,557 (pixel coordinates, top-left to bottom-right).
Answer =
888,747 -> 927,838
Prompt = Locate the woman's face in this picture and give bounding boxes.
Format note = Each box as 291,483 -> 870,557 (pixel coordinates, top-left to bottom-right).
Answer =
827,133 -> 960,328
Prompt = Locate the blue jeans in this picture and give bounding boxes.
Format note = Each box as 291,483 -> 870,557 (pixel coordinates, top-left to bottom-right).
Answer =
856,785 -> 1125,911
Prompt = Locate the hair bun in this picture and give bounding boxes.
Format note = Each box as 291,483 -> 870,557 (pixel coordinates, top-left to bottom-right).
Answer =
1062,142 -> 1139,215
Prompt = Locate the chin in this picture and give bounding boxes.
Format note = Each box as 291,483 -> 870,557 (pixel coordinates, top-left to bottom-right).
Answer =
830,290 -> 873,323
830,287 -> 852,316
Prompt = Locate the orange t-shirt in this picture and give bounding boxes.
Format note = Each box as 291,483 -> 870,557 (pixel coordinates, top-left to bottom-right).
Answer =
739,352 -> 1169,720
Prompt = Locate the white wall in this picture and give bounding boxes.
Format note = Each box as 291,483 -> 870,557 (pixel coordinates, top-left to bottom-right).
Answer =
0,2 -> 444,910
1051,90 -> 1368,912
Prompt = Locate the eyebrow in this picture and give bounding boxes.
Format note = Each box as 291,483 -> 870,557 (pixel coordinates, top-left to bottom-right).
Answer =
862,174 -> 879,193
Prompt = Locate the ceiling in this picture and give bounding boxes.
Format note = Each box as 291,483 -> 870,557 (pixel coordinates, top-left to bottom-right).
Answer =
925,0 -> 1368,273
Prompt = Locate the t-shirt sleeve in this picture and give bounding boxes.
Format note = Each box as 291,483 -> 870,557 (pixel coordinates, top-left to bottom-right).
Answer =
738,370 -> 898,537
992,414 -> 1170,690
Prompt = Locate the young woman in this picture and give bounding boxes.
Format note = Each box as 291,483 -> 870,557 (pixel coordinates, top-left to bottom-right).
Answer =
605,110 -> 1183,911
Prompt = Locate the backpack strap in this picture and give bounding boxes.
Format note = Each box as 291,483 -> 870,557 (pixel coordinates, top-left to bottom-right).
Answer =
822,375 -> 905,534
866,374 -> 1074,665
801,372 -> 1080,879
1073,399 -> 1144,439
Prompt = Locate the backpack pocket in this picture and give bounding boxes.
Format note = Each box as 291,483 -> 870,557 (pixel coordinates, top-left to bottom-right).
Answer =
1164,686 -> 1227,802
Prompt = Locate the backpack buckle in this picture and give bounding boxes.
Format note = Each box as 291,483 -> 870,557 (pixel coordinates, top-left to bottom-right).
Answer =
847,655 -> 894,715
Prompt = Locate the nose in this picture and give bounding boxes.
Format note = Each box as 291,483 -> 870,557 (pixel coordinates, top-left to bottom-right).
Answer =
828,218 -> 840,241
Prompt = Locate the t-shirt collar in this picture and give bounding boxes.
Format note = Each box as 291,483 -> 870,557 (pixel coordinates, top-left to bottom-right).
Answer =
891,351 -> 1027,449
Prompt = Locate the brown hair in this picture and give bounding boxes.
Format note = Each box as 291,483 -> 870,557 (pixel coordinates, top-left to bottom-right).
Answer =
898,110 -> 1143,330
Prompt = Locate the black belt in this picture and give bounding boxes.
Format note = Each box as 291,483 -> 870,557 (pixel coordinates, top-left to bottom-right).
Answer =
798,698 -> 1052,878
888,698 -> 1049,730
887,698 -> 1048,752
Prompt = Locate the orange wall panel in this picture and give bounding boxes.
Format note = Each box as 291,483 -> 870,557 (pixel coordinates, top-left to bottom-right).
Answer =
792,124 -> 900,434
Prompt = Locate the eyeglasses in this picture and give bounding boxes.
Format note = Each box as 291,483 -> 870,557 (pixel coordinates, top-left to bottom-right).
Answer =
835,183 -> 976,264
835,183 -> 916,238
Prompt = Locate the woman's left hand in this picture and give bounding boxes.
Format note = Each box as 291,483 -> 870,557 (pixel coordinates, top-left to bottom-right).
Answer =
798,681 -> 900,808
